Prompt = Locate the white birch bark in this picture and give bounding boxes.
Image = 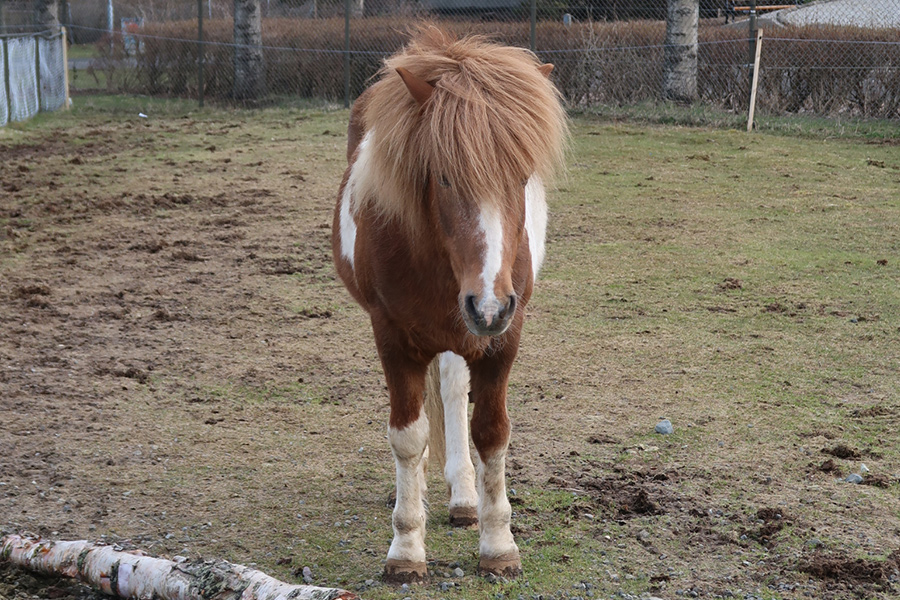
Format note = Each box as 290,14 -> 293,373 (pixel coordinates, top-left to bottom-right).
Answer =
33,0 -> 60,30
1,535 -> 357,600
233,0 -> 265,101
663,0 -> 699,103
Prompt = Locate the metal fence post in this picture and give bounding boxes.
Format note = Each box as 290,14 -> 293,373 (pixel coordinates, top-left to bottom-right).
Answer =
198,0 -> 204,108
343,0 -> 350,109
61,27 -> 70,110
3,38 -> 11,122
107,0 -> 114,50
529,0 -> 536,52
35,33 -> 42,113
748,0 -> 757,105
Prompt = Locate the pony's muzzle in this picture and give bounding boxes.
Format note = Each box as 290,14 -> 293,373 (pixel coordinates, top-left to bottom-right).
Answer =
462,293 -> 516,337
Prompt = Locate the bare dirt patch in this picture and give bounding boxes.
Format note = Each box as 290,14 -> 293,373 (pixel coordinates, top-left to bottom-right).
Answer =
0,562 -> 103,600
800,550 -> 900,590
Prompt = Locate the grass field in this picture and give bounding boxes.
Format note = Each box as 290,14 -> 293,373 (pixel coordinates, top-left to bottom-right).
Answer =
1,97 -> 899,600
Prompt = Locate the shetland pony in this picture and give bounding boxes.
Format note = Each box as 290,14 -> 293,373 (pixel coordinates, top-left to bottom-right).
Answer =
332,26 -> 567,583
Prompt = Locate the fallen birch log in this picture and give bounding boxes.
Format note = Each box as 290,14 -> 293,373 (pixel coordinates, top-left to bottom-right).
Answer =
1,534 -> 358,600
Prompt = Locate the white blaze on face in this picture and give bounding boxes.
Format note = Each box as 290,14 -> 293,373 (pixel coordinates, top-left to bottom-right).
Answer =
339,131 -> 377,270
477,204 -> 505,326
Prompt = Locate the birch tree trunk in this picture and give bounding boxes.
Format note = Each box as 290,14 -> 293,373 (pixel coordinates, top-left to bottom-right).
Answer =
234,0 -> 265,102
1,535 -> 357,600
663,0 -> 699,103
33,0 -> 60,30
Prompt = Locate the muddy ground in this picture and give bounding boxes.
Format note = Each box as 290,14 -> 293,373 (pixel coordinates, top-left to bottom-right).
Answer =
1,104 -> 899,600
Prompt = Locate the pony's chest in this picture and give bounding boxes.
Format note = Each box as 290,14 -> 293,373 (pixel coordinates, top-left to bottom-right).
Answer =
353,218 -> 455,308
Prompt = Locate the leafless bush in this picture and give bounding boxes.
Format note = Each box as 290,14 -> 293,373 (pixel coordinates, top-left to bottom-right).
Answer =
758,26 -> 900,118
108,16 -> 899,119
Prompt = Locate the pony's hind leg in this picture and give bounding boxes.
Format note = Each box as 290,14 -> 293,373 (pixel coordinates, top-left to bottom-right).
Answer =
439,352 -> 478,527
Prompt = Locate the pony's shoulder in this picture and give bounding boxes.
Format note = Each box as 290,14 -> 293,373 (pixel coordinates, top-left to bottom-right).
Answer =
347,85 -> 377,164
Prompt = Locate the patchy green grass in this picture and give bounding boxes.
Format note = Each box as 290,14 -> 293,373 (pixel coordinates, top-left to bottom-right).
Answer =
67,43 -> 101,61
1,97 -> 899,600
582,101 -> 900,140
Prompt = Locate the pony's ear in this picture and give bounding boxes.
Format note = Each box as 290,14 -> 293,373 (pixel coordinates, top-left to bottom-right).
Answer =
396,67 -> 435,106
538,63 -> 554,78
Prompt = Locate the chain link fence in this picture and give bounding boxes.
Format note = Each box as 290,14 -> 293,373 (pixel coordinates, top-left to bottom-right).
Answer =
0,29 -> 68,126
7,0 -> 900,120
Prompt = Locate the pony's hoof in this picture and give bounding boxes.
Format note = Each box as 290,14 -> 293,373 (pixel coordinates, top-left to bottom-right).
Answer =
383,559 -> 427,585
478,554 -> 522,578
449,506 -> 478,528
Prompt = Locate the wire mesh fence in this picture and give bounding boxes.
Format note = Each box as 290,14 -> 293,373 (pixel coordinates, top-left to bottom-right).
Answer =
39,32 -> 68,111
0,29 -> 68,126
6,36 -> 39,122
8,0 -> 900,120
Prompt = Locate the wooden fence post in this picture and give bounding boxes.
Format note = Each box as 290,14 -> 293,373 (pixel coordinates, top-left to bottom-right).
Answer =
747,28 -> 763,131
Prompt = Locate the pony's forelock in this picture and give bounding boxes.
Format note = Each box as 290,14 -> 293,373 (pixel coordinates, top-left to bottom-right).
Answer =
358,25 -> 568,227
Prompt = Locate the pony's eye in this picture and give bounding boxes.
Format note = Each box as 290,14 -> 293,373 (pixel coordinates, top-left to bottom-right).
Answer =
438,176 -> 451,188
521,178 -> 528,187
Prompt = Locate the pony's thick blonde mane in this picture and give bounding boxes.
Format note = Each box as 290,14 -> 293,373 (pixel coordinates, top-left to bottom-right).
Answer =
358,26 -> 568,225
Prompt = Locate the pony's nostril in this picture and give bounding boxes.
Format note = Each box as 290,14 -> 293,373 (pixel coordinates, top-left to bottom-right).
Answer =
505,294 -> 517,319
464,294 -> 478,319
498,294 -> 516,320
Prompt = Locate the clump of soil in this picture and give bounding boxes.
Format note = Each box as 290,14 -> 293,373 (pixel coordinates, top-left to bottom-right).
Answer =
763,302 -> 787,313
13,284 -> 51,297
800,551 -> 900,587
749,508 -> 791,547
586,434 -> 619,445
852,405 -> 893,418
861,474 -> 895,489
821,444 -> 862,460
817,459 -> 843,475
717,278 -> 743,290
581,476 -> 665,517
756,507 -> 787,521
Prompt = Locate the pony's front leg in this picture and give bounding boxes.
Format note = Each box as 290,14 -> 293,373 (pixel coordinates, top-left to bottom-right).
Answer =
469,355 -> 521,578
379,346 -> 430,584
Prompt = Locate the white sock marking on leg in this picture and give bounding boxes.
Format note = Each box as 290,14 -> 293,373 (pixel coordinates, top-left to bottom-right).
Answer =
477,451 -> 518,559
387,411 -> 429,563
439,352 -> 477,511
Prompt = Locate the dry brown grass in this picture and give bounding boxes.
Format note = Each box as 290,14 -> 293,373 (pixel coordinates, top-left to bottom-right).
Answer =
81,17 -> 899,119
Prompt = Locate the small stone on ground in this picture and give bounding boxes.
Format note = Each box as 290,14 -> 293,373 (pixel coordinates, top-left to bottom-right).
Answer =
655,419 -> 674,435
